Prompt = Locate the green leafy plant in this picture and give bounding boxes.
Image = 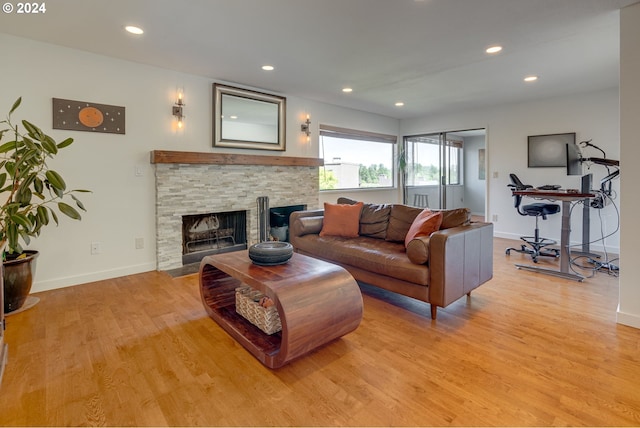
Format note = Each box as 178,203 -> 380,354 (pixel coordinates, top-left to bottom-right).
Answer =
397,142 -> 408,204
0,97 -> 89,255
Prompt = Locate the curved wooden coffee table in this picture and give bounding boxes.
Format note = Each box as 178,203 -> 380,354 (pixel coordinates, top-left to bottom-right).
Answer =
199,251 -> 363,368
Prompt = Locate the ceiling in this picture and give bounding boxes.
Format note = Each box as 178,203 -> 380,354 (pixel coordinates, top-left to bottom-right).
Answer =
0,0 -> 637,119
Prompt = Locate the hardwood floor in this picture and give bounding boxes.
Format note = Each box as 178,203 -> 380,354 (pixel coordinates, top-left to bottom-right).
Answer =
0,237 -> 638,426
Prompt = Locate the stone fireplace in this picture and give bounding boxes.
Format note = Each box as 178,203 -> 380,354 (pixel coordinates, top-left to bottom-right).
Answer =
152,151 -> 322,270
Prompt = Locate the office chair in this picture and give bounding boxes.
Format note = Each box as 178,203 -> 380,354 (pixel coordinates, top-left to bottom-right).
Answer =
505,174 -> 560,263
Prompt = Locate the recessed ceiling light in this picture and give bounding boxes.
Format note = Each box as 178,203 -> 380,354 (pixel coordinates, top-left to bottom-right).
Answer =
395,102 -> 405,107
342,87 -> 353,93
125,25 -> 144,35
524,75 -> 538,82
486,45 -> 502,54
261,65 -> 274,71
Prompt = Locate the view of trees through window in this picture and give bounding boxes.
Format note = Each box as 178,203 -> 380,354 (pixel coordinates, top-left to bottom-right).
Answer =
359,164 -> 392,187
319,127 -> 395,191
405,136 -> 462,186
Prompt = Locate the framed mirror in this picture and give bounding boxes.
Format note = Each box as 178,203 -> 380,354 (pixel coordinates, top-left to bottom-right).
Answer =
213,83 -> 286,151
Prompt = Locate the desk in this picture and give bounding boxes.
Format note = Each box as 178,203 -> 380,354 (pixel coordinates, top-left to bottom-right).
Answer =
513,189 -> 594,281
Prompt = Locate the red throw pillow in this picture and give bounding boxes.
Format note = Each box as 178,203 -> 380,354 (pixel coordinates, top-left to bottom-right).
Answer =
404,209 -> 443,247
319,202 -> 363,238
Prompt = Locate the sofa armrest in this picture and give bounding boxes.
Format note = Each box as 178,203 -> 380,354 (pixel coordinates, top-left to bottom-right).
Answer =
428,222 -> 493,308
290,210 -> 324,240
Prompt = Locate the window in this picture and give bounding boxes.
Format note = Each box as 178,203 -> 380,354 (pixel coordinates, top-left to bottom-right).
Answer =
404,135 -> 463,186
445,141 -> 462,185
319,125 -> 396,191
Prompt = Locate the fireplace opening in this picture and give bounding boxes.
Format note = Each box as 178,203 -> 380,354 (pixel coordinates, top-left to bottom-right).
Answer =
269,205 -> 306,242
182,210 -> 247,265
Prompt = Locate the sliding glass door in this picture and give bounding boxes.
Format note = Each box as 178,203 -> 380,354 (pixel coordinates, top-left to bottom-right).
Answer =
403,129 -> 482,211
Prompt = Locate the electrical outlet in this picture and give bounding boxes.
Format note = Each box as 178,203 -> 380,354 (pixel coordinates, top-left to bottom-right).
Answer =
492,171 -> 499,179
492,214 -> 498,222
91,241 -> 101,255
135,237 -> 144,249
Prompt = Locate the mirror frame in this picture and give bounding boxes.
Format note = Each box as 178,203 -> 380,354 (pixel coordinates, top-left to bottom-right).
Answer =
213,83 -> 286,151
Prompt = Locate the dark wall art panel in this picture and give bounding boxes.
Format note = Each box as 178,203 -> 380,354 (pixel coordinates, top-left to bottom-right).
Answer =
53,98 -> 125,134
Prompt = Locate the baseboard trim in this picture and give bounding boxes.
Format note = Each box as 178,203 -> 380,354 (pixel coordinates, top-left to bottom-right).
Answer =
617,309 -> 640,329
32,262 -> 157,293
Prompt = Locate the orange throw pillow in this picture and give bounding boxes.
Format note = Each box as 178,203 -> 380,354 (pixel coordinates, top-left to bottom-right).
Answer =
404,209 -> 443,247
319,202 -> 363,238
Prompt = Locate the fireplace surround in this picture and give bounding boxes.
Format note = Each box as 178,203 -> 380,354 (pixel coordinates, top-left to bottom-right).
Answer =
152,151 -> 322,270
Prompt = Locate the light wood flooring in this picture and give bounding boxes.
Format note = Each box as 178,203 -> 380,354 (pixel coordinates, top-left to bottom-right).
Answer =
0,237 -> 638,426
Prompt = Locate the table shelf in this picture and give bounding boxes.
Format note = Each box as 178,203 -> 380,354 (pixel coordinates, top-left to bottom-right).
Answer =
200,278 -> 281,356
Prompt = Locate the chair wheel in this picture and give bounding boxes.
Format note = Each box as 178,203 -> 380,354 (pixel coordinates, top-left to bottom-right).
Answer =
532,257 -> 538,263
506,249 -> 511,255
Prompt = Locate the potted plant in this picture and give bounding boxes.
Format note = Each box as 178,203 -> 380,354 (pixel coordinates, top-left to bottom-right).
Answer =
0,97 -> 88,313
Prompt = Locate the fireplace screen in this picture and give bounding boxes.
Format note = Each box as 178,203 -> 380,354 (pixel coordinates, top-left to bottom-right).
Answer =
269,205 -> 306,242
182,210 -> 247,264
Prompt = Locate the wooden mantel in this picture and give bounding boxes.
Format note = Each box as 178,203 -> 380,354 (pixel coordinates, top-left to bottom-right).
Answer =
150,150 -> 324,167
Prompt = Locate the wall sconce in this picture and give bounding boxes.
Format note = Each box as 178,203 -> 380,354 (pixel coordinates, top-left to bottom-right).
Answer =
172,92 -> 185,129
301,114 -> 311,140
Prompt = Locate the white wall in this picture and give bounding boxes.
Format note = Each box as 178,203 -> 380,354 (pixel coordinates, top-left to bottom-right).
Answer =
401,88 -> 621,253
0,33 -> 398,292
464,135 -> 486,216
618,2 -> 640,329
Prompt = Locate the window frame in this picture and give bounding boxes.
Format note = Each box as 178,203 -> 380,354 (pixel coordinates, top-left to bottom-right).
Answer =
319,125 -> 398,192
445,140 -> 463,185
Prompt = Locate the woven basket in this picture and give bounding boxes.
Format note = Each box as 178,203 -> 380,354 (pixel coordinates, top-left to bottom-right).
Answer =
235,286 -> 282,335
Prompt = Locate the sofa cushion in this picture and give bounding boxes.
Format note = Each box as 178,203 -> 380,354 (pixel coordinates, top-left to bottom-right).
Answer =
404,210 -> 443,247
337,197 -> 391,239
337,197 -> 358,205
385,204 -> 423,242
293,234 -> 429,285
359,203 -> 391,239
319,202 -> 363,238
436,207 -> 471,229
335,199 -> 470,240
406,236 -> 431,265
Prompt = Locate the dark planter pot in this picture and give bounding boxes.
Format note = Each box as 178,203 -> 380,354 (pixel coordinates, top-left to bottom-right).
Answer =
3,250 -> 38,313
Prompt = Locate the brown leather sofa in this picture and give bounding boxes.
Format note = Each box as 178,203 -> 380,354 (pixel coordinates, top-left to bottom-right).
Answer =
290,199 -> 493,319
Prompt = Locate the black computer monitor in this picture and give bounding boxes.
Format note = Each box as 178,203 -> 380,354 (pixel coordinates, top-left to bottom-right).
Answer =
566,141 -> 583,176
528,132 -> 576,168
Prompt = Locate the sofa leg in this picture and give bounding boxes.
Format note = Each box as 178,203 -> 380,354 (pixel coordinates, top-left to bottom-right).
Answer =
467,291 -> 471,297
430,304 -> 437,320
